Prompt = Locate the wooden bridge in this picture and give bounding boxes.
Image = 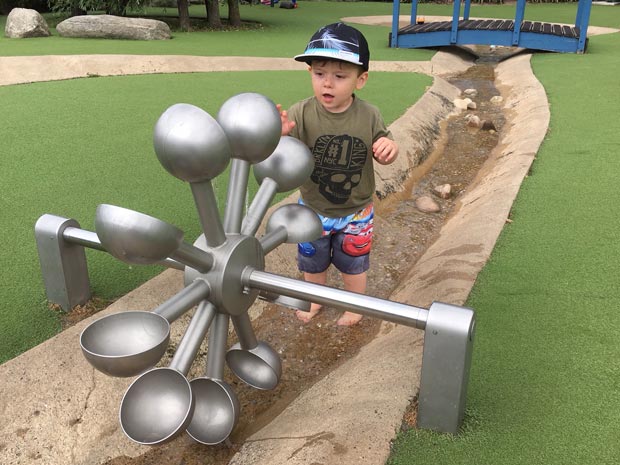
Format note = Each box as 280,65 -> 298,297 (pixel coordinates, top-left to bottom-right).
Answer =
390,0 -> 593,54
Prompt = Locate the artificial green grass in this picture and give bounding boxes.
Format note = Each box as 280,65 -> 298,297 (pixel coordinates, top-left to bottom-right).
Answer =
388,20 -> 620,465
0,70 -> 430,363
1,2 -> 620,462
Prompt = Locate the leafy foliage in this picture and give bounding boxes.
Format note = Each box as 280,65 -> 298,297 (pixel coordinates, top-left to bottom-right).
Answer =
47,0 -> 143,15
1,0 -> 50,14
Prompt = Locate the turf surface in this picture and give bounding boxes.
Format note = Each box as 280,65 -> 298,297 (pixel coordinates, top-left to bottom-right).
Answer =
388,14 -> 620,465
1,2 -> 620,463
0,70 -> 429,363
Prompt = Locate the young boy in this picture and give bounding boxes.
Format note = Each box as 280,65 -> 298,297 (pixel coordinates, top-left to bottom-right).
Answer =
280,22 -> 399,326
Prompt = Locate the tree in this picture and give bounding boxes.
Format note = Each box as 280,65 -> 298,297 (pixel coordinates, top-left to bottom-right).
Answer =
177,0 -> 190,31
227,0 -> 240,27
204,0 -> 221,28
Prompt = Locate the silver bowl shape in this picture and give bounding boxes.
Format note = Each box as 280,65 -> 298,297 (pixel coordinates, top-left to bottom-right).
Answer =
226,341 -> 282,390
120,367 -> 194,445
153,103 -> 231,183
186,377 -> 240,445
95,204 -> 184,265
217,93 -> 281,164
80,311 -> 170,378
253,136 -> 314,192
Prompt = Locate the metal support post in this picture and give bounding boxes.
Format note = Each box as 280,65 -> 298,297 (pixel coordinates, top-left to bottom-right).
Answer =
34,214 -> 91,311
417,302 -> 476,434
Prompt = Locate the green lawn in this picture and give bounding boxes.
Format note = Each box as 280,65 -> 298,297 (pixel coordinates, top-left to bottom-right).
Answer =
1,2 -> 620,464
0,2 -> 438,364
388,10 -> 620,465
0,69 -> 429,363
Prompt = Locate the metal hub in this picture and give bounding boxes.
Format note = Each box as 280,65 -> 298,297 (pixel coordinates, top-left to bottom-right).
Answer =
185,233 -> 264,316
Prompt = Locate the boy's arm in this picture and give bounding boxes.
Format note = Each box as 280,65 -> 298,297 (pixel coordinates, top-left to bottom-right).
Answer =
372,136 -> 399,165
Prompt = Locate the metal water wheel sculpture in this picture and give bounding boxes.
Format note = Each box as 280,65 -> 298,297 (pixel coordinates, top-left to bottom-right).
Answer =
45,93 -> 474,445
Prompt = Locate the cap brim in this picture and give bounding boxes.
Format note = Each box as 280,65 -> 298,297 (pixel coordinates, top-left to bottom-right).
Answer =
294,50 -> 363,68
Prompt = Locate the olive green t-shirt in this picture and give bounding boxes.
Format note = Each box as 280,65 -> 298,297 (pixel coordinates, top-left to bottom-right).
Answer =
288,95 -> 392,217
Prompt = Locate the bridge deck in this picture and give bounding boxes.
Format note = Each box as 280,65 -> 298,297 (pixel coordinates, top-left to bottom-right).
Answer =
390,0 -> 593,54
400,20 -> 579,39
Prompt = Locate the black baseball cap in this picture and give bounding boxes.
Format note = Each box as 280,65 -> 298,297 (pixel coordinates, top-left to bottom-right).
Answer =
294,22 -> 370,71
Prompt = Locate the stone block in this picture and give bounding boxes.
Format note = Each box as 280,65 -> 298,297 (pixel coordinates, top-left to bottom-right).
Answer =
56,14 -> 171,40
4,8 -> 50,38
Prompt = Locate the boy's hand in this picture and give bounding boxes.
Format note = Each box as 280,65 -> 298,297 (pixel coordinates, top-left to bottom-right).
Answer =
277,104 -> 296,136
372,137 -> 399,165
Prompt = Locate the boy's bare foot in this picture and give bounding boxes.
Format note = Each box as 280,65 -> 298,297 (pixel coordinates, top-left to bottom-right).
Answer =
296,305 -> 322,323
336,311 -> 363,326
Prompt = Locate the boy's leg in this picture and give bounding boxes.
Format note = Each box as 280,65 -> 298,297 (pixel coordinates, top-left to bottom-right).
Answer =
296,270 -> 328,322
337,271 -> 367,326
297,233 -> 332,323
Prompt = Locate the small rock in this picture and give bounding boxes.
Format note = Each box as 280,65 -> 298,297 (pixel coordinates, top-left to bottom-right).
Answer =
433,184 -> 452,199
466,114 -> 482,128
481,120 -> 497,131
415,196 -> 441,213
467,101 -> 477,110
490,95 -> 504,105
453,98 -> 472,111
463,88 -> 478,97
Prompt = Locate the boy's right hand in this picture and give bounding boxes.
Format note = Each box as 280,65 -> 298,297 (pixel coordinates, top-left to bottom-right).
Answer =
277,104 -> 296,136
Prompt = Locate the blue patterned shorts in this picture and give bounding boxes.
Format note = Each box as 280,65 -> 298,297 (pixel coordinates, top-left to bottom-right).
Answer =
297,201 -> 374,275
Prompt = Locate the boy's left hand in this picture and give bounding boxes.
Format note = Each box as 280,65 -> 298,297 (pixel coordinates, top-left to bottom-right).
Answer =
372,137 -> 399,165
276,104 -> 296,136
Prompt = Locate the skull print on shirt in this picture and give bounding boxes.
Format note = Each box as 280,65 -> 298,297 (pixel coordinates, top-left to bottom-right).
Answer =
310,134 -> 368,204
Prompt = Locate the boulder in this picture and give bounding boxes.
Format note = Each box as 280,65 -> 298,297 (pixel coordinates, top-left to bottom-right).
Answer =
4,8 -> 50,38
56,15 -> 171,40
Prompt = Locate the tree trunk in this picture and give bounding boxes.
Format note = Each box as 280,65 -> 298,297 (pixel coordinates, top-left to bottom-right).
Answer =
177,0 -> 191,32
205,0 -> 222,28
227,0 -> 241,27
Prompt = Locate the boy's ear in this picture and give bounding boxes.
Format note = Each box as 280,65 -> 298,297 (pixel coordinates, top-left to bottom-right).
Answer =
356,71 -> 369,90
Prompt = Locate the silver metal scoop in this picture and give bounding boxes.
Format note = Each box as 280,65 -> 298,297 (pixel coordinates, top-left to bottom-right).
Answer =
79,279 -> 209,377
119,301 -> 216,445
95,204 -> 214,272
187,312 -> 240,445
242,136 -> 314,236
226,313 -> 281,390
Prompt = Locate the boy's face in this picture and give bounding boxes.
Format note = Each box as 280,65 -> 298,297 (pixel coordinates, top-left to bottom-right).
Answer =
308,60 -> 368,113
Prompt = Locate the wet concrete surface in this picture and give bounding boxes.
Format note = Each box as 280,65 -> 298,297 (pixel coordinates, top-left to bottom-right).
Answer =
97,50 -> 507,465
